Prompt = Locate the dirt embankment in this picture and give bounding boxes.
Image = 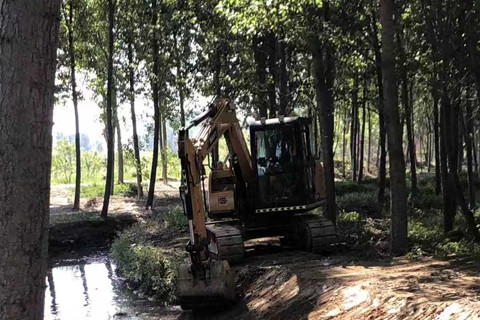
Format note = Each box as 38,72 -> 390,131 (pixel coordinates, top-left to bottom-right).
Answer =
48,181 -> 181,260
206,248 -> 480,320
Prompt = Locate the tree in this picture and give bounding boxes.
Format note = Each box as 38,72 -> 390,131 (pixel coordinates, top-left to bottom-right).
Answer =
380,0 -> 408,255
0,0 -> 61,318
63,0 -> 82,210
146,0 -> 161,209
101,0 -> 116,219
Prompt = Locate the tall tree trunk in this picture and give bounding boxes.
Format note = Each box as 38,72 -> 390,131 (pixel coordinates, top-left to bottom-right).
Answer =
432,76 -> 442,195
0,1 -> 60,318
368,107 -> 372,173
342,108 -> 348,177
173,32 -> 186,127
370,6 -> 387,206
116,114 -> 124,184
351,81 -> 359,181
267,32 -> 277,118
380,0 -> 408,255
310,1 -> 336,223
101,0 -> 115,218
439,86 -> 456,232
253,35 -> 268,118
161,106 -> 168,184
358,89 -> 367,182
279,37 -> 288,116
464,99 -> 476,209
128,38 -> 143,198
146,0 -> 160,209
66,0 -> 81,210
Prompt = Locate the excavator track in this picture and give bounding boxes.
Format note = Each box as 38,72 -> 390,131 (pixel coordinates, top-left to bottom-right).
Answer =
207,223 -> 245,264
295,214 -> 338,253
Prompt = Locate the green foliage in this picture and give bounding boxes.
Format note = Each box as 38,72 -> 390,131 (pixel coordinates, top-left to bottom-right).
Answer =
162,206 -> 188,231
111,237 -> 177,301
110,206 -> 188,301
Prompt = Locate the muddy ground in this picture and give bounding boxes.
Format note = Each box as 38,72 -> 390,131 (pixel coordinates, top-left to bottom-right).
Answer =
50,182 -> 480,320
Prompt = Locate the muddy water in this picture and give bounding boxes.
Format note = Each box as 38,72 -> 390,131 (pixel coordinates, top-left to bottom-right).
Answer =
44,257 -> 182,320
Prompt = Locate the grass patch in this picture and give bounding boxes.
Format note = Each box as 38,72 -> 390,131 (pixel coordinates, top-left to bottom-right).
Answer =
68,183 -> 137,198
50,211 -> 103,225
110,206 -> 188,302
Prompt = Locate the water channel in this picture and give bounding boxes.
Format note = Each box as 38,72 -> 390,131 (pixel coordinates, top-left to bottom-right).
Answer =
44,256 -> 183,320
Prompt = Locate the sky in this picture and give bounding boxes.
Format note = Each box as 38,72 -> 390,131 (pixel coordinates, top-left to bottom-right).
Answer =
52,73 -> 211,154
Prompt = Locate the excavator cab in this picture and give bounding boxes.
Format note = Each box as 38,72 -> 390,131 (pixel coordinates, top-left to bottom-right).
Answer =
249,117 -> 326,214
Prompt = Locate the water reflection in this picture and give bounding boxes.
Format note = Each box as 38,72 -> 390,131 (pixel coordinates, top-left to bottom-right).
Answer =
44,258 -> 182,320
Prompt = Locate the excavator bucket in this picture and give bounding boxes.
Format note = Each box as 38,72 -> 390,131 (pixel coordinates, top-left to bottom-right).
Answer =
177,259 -> 236,310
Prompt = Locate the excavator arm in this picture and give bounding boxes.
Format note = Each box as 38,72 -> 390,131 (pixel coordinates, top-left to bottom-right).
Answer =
177,98 -> 252,309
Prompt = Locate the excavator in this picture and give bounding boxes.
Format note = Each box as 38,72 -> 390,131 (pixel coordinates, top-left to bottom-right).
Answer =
177,98 -> 337,310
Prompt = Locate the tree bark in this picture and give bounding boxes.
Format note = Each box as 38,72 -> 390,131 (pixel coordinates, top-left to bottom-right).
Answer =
464,98 -> 476,209
432,76 -> 442,195
279,37 -> 288,116
358,86 -> 367,183
310,1 -> 337,223
267,32 -> 277,118
342,108 -> 348,178
115,114 -> 124,184
146,0 -> 160,209
370,5 -> 387,206
101,0 -> 115,218
128,38 -> 143,198
253,35 -> 268,118
0,1 -> 60,318
161,106 -> 168,184
173,32 -> 186,127
380,0 -> 408,255
66,0 -> 81,210
351,81 -> 359,181
368,107 -> 372,173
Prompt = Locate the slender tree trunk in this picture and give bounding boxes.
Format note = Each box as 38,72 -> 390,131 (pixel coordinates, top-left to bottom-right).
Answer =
368,108 -> 372,173
432,77 -> 442,195
267,32 -> 277,118
161,106 -> 168,184
66,0 -> 81,210
342,108 -> 348,177
0,1 -> 60,319
380,0 -> 408,255
128,38 -> 143,198
146,0 -> 160,209
279,37 -> 288,116
173,32 -> 186,127
310,1 -> 336,223
253,35 -> 268,118
370,6 -> 387,206
464,99 -> 476,209
358,91 -> 367,182
439,85 -> 456,232
116,114 -> 124,184
351,81 -> 359,181
101,0 -> 115,218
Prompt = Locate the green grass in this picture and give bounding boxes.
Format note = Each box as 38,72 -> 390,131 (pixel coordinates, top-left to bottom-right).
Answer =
50,211 -> 103,225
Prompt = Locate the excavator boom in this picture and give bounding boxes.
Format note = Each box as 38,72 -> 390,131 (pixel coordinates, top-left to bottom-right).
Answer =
177,99 -> 252,310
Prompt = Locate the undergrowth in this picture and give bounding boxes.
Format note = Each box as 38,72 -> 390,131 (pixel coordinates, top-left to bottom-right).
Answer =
336,175 -> 480,258
110,206 -> 188,302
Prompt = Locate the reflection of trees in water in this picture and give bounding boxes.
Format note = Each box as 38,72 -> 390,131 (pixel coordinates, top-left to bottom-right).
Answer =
47,269 -> 58,316
79,264 -> 90,307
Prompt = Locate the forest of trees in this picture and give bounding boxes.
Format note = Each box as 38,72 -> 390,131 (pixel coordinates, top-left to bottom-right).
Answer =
3,0 -> 480,318
52,0 -> 480,250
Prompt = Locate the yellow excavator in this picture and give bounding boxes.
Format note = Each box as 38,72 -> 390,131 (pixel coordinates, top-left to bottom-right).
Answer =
177,98 -> 337,310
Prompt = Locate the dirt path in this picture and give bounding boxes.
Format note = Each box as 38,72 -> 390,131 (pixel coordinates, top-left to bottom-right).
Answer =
49,181 -> 181,218
207,247 -> 480,320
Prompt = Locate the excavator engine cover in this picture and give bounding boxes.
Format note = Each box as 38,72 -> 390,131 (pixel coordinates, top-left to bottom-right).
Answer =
177,259 -> 235,310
